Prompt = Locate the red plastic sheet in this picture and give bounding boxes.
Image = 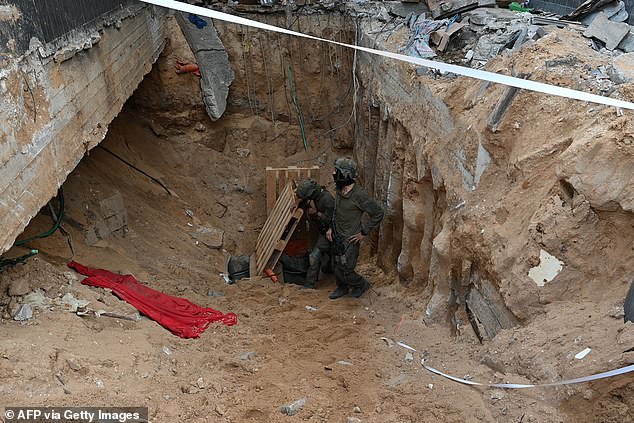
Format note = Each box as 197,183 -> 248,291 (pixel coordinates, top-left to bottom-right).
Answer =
68,261 -> 237,338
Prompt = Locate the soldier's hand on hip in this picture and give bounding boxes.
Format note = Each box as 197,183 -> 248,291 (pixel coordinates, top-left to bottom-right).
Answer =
348,233 -> 365,244
326,228 -> 333,242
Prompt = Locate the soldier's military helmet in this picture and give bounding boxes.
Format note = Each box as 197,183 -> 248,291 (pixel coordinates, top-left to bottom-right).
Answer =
296,178 -> 320,200
334,157 -> 359,179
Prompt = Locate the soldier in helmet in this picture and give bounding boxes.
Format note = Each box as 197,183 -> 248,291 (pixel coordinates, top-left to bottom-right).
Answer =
295,178 -> 335,289
326,158 -> 384,299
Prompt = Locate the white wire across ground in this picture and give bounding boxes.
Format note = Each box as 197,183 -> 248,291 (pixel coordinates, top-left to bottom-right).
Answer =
397,341 -> 634,389
140,0 -> 634,110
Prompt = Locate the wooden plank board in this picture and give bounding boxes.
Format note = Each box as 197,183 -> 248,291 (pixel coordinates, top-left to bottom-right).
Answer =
266,208 -> 304,272
255,182 -> 299,275
266,167 -> 277,214
256,191 -> 293,255
265,166 -> 320,216
257,184 -> 292,251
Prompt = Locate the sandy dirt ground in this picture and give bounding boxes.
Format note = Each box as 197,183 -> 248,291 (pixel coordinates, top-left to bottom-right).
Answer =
1,10 -> 634,423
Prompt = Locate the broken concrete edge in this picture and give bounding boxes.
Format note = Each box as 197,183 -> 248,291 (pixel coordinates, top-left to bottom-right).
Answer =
583,11 -> 630,51
35,3 -> 149,61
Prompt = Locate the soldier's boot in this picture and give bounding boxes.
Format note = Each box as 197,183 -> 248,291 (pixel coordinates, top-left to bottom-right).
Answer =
329,285 -> 349,299
350,279 -> 371,298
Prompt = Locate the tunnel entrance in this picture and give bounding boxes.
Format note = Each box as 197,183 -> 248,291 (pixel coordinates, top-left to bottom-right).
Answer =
1,4 -> 634,422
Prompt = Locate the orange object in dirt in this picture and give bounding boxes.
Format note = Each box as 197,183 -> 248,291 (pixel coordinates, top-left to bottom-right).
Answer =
175,60 -> 201,77
264,268 -> 278,283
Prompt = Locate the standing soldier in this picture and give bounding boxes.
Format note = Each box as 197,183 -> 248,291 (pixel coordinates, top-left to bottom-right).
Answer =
296,179 -> 335,289
327,158 -> 384,299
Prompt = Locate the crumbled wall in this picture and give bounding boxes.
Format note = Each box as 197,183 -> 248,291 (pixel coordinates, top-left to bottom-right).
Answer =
0,5 -> 168,254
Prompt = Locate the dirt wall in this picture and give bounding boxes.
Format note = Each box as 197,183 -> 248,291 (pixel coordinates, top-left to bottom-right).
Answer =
354,23 -> 634,337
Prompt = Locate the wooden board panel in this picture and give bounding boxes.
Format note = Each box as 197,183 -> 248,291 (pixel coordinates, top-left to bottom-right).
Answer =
266,168 -> 277,214
255,182 -> 304,275
265,166 -> 319,215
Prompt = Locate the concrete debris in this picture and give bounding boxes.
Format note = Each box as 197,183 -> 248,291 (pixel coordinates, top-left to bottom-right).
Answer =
347,418 -> 362,423
404,352 -> 414,362
305,305 -> 319,311
583,12 -> 630,50
580,0 -> 628,25
238,351 -> 256,360
353,406 -> 362,413
527,249 -> 564,286
207,290 -> 225,297
85,191 -> 128,246
386,1 -> 429,19
337,360 -> 353,366
162,346 -> 172,355
22,290 -> 52,309
428,0 -> 495,19
190,224 -> 224,249
196,377 -> 206,389
618,30 -> 634,52
95,378 -> 105,389
176,12 -> 235,121
279,398 -> 306,416
12,304 -> 32,321
610,53 -> 634,83
58,293 -> 90,313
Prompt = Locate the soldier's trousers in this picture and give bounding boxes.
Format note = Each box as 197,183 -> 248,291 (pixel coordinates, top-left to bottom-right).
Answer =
305,234 -> 331,287
333,240 -> 367,289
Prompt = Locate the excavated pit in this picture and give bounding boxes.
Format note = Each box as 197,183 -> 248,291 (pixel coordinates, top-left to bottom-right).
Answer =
1,7 -> 634,422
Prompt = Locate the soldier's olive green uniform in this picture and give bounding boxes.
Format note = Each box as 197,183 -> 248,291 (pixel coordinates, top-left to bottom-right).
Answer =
332,184 -> 384,292
305,189 -> 335,288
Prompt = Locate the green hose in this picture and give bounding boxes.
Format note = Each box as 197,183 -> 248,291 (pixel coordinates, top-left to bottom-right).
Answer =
0,249 -> 38,272
14,187 -> 64,246
287,65 -> 308,151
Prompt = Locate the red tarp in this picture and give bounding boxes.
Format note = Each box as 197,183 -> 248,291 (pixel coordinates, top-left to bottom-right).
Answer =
68,261 -> 237,338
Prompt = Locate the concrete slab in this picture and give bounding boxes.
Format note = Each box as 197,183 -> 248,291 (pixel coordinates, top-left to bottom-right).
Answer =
176,12 -> 234,121
528,249 -> 563,286
583,12 -> 630,50
611,52 -> 634,83
617,30 -> 634,52
385,1 -> 429,18
581,1 -> 627,25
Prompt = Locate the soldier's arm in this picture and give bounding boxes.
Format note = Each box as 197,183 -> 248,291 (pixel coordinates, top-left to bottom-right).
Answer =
359,194 -> 384,235
320,193 -> 335,227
